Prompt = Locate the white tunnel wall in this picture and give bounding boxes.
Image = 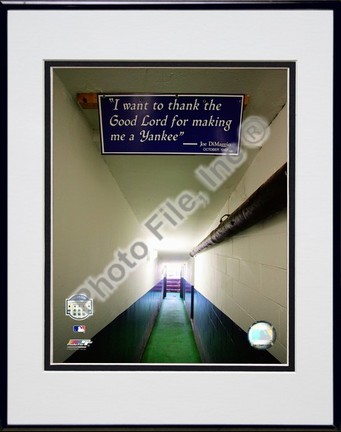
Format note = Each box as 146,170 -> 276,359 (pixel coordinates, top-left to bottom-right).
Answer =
183,258 -> 195,285
194,106 -> 288,363
52,75 -> 158,363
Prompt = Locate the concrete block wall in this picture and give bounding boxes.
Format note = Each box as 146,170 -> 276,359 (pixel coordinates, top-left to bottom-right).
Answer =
183,258 -> 194,285
194,106 -> 288,363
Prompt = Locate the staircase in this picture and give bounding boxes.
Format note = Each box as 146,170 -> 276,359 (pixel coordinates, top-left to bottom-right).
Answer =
166,278 -> 181,293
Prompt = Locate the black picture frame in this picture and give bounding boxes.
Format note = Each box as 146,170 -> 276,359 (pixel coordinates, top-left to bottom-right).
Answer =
1,1 -> 340,431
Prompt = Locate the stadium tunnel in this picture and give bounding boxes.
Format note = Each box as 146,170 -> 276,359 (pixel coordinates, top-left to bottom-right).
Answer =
51,65 -> 288,366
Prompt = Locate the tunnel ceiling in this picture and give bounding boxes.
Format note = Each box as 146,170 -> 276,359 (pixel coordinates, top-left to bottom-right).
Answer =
56,66 -> 287,253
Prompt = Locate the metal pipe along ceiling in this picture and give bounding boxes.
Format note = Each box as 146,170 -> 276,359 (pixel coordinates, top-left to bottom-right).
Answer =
189,163 -> 287,257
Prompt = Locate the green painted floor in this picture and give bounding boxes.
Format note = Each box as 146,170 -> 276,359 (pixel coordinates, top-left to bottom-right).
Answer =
141,292 -> 202,363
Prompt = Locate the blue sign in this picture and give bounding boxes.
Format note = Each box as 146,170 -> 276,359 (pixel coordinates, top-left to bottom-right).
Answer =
98,94 -> 244,155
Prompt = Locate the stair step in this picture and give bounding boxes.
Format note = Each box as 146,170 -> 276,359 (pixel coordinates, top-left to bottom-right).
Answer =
166,278 -> 181,292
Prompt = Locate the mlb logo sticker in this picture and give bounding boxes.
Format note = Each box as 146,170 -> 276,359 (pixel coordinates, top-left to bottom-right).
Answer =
73,325 -> 86,333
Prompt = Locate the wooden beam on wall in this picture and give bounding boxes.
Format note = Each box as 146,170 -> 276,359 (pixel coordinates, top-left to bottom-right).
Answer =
77,93 -> 98,109
189,163 -> 287,257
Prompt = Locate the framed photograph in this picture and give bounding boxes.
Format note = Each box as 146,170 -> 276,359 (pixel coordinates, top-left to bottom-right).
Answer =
46,60 -> 293,372
3,1 -> 340,430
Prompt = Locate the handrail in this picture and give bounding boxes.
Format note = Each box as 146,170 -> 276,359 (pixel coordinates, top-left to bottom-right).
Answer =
189,163 -> 287,257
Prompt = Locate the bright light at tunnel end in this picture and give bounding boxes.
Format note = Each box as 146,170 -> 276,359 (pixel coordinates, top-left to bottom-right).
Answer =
69,116 -> 270,303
